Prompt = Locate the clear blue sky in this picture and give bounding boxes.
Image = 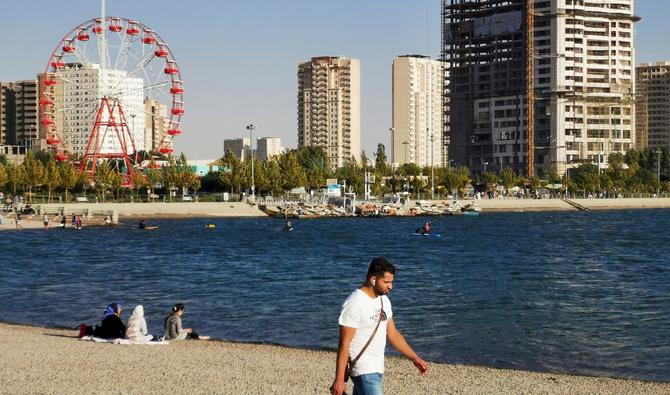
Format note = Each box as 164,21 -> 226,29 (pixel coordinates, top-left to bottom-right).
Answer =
0,1 -> 667,160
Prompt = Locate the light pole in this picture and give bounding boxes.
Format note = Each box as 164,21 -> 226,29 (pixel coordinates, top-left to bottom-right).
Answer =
483,161 -> 489,174
389,127 -> 395,165
430,134 -> 436,200
246,124 -> 256,200
402,140 -> 409,164
656,148 -> 661,197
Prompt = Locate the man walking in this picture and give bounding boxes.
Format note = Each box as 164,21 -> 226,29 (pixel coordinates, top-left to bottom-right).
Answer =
330,257 -> 428,395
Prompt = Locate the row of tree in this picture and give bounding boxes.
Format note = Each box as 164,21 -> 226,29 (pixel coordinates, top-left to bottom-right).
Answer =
2,146 -> 669,202
0,152 -> 200,203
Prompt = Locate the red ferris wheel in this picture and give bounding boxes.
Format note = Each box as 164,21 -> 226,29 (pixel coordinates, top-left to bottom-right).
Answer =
40,13 -> 183,184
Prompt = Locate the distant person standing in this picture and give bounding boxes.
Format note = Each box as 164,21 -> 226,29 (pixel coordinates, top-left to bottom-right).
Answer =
43,214 -> 49,231
15,212 -> 22,231
330,257 -> 428,395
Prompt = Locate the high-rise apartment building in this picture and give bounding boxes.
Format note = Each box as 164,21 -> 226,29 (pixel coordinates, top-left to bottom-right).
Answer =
636,62 -> 670,149
256,137 -> 283,161
224,137 -> 250,160
49,64 -> 144,155
392,55 -> 443,167
443,0 -> 639,175
0,82 -> 15,146
0,80 -> 40,148
144,98 -> 170,152
13,80 -> 40,148
298,56 -> 360,169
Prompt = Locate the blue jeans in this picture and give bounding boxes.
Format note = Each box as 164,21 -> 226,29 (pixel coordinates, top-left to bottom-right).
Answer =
352,373 -> 383,395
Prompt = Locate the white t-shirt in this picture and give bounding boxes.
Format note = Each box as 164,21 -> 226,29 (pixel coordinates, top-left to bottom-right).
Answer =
338,289 -> 393,376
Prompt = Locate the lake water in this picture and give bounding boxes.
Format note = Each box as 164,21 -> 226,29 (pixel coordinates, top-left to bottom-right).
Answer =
0,210 -> 668,382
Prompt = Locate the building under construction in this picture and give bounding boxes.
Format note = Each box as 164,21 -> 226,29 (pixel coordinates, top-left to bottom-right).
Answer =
443,0 -> 639,176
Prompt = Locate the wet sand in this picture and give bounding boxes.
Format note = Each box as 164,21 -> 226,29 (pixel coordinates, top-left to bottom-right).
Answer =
0,322 -> 667,394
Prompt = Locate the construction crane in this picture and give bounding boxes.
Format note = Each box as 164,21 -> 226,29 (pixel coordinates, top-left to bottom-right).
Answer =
526,0 -> 535,178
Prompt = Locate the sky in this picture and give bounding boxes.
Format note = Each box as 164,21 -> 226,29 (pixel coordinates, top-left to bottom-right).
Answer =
0,0 -> 668,160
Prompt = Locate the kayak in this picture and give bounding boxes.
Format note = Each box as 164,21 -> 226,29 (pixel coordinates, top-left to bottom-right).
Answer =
413,233 -> 442,238
139,226 -> 159,230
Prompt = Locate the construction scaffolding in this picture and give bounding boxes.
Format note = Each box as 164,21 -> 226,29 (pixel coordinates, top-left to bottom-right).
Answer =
442,0 -> 530,176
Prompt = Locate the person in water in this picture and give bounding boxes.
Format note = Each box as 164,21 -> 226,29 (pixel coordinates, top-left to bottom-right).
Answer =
125,305 -> 154,342
92,303 -> 127,339
139,219 -> 147,229
163,303 -> 209,340
415,221 -> 431,235
284,221 -> 293,231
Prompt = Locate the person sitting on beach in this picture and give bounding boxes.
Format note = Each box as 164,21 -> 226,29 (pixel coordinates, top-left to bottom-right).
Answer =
125,305 -> 154,342
139,219 -> 147,229
92,303 -> 126,339
103,215 -> 112,225
163,303 -> 209,340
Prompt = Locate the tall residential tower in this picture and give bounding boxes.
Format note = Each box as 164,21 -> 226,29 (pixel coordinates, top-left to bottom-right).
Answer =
636,62 -> 670,150
392,55 -> 443,167
298,56 -> 361,169
443,0 -> 639,175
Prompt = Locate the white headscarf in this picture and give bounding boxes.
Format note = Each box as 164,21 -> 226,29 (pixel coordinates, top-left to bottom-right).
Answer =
126,305 -> 148,339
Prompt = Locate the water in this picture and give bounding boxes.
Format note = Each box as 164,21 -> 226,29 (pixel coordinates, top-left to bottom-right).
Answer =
1,210 -> 669,382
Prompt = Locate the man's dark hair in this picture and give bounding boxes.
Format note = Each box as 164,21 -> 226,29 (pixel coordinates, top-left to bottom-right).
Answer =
367,257 -> 396,279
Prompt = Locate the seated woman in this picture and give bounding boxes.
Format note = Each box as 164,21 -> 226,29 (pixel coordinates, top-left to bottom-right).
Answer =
163,303 -> 209,340
92,303 -> 126,339
125,305 -> 154,342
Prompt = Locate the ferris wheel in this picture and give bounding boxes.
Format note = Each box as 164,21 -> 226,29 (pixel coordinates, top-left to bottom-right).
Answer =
40,8 -> 183,183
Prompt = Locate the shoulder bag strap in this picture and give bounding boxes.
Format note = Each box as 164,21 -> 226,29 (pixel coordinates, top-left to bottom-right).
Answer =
350,297 -> 385,367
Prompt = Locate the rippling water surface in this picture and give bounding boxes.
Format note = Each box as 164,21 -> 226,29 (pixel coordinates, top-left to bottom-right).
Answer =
1,210 -> 669,381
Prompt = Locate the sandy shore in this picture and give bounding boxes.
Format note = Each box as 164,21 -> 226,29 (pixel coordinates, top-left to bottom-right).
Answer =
0,323 -> 667,394
2,198 -> 670,231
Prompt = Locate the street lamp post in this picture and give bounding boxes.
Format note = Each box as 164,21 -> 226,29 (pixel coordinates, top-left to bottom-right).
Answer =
430,134 -> 436,200
483,161 -> 489,174
402,140 -> 409,164
246,124 -> 256,200
656,149 -> 661,197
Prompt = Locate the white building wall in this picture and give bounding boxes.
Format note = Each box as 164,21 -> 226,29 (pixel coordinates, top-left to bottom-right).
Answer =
393,56 -> 443,167
60,64 -> 144,154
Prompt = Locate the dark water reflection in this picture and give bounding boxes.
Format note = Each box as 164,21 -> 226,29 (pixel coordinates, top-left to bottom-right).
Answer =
0,210 -> 668,381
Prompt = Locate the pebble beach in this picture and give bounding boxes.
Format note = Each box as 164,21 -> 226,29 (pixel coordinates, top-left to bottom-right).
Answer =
1,323 -> 668,394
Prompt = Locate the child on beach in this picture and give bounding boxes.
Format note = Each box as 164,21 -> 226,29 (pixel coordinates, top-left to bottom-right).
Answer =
125,305 -> 154,342
163,303 -> 209,340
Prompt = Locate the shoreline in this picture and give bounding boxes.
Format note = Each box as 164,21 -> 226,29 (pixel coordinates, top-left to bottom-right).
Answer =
2,198 -> 670,231
0,322 -> 668,394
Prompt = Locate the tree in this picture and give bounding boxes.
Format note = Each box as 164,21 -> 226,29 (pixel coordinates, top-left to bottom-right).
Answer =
60,163 -> 81,203
218,150 -> 247,195
499,167 -> 520,196
261,158 -> 283,196
146,168 -> 162,201
22,151 -> 46,202
44,159 -> 62,203
374,143 -> 389,175
443,166 -> 470,198
398,163 -> 421,177
189,173 -> 201,196
132,173 -> 147,200
571,164 -> 599,195
279,151 -> 306,192
0,163 -> 8,191
296,146 -> 331,191
110,170 -> 124,201
7,164 -> 24,195
93,162 -> 114,202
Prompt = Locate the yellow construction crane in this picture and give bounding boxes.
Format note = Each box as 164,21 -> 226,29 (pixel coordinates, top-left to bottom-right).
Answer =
526,0 -> 535,178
